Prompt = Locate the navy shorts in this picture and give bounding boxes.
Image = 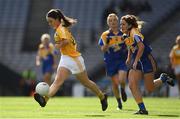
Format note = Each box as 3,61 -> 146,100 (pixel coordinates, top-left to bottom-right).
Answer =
105,59 -> 128,77
133,54 -> 157,73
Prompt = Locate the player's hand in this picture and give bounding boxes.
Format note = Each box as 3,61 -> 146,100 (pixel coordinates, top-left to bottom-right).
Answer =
133,61 -> 138,70
126,58 -> 131,67
101,45 -> 109,52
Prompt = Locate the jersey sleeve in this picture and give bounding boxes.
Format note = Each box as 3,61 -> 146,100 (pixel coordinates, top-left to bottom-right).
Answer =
49,43 -> 55,54
39,44 -> 43,49
98,38 -> 104,46
38,44 -> 43,56
55,27 -> 69,42
98,31 -> 109,46
134,34 -> 143,43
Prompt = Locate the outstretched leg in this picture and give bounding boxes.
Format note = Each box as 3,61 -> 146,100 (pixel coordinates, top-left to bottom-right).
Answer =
75,71 -> 108,111
34,67 -> 70,107
144,73 -> 174,94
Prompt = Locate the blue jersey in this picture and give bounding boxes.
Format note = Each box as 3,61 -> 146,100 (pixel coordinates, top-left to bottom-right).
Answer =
124,28 -> 152,58
124,28 -> 155,73
98,30 -> 128,76
38,43 -> 56,74
42,54 -> 54,74
98,30 -> 127,62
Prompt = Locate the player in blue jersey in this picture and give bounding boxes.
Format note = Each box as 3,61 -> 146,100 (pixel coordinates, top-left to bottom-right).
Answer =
36,33 -> 57,85
98,13 -> 128,110
120,15 -> 175,115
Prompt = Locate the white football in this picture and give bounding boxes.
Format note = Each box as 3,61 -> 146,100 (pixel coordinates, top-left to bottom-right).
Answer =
35,82 -> 49,96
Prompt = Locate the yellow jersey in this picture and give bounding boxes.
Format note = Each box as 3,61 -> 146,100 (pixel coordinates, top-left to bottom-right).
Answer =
38,43 -> 55,59
171,45 -> 180,65
54,25 -> 81,57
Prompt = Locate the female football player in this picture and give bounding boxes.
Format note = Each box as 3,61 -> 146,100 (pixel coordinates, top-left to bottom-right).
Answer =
169,35 -> 180,98
34,9 -> 108,111
120,14 -> 174,114
98,13 -> 128,110
36,33 -> 57,85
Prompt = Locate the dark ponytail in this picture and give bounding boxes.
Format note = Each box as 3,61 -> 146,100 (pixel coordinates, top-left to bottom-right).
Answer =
46,9 -> 77,27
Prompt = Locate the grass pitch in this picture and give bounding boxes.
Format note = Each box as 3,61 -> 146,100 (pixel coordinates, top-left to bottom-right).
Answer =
0,97 -> 180,119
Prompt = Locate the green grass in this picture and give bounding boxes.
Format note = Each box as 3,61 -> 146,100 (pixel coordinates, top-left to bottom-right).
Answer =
0,97 -> 180,119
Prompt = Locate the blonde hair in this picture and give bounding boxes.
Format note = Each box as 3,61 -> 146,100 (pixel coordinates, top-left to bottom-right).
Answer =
107,13 -> 118,25
41,33 -> 50,42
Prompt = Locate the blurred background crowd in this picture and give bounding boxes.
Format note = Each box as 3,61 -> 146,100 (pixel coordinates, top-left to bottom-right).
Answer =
0,0 -> 179,97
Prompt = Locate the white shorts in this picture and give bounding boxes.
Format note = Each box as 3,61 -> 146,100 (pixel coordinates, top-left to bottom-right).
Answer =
58,55 -> 86,74
174,65 -> 180,75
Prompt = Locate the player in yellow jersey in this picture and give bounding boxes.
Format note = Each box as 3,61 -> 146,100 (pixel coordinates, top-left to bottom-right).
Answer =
36,33 -> 57,85
169,35 -> 180,97
34,9 -> 108,111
